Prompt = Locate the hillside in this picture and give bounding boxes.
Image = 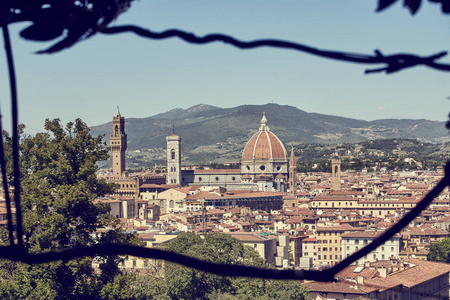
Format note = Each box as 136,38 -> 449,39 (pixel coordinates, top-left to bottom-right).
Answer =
91,103 -> 449,167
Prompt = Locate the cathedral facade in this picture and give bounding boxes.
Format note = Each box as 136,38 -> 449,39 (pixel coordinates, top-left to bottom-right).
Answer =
174,113 -> 289,192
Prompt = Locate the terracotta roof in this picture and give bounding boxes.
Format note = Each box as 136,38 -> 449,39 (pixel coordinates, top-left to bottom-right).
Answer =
305,281 -> 377,294
241,114 -> 286,161
139,183 -> 162,188
226,232 -> 274,242
368,258 -> 450,288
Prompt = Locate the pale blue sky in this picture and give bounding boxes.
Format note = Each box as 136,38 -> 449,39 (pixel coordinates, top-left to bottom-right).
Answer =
0,1 -> 449,133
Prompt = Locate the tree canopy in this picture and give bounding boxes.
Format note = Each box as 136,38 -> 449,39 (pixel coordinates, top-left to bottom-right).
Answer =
427,238 -> 450,263
0,118 -> 141,299
162,232 -> 311,300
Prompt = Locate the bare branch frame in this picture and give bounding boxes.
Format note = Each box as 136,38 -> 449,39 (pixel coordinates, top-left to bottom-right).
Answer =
1,18 -> 450,282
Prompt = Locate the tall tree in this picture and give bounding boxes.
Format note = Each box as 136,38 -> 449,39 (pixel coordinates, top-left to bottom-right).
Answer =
0,118 -> 141,299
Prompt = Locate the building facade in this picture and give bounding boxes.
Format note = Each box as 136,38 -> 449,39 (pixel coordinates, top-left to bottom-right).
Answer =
341,231 -> 401,264
178,113 -> 290,192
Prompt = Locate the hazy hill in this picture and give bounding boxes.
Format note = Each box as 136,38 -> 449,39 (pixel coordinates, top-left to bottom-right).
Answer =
91,103 -> 449,166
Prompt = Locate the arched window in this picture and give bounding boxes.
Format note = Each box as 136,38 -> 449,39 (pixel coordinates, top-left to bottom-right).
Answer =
171,149 -> 175,160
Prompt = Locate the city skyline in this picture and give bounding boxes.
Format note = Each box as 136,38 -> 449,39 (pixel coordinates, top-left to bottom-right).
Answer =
0,1 -> 449,134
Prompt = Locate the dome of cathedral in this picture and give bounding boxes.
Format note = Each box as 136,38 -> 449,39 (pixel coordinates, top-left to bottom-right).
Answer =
242,113 -> 287,161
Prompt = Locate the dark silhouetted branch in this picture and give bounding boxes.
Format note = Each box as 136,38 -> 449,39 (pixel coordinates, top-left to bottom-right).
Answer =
100,25 -> 450,74
0,162 -> 448,282
2,25 -> 23,250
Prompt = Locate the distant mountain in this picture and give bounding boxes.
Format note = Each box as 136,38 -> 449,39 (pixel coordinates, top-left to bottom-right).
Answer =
151,104 -> 220,120
90,103 -> 449,166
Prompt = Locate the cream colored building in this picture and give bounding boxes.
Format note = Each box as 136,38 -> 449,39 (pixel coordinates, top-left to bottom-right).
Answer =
157,187 -> 190,213
341,231 -> 401,264
316,224 -> 354,267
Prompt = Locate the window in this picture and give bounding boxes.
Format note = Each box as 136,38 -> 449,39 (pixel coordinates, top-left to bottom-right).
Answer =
171,149 -> 175,159
355,239 -> 359,244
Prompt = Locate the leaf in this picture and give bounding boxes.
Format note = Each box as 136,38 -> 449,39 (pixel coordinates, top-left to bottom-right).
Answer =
0,0 -> 11,26
376,0 -> 400,12
20,23 -> 65,41
403,0 -> 422,14
429,0 -> 450,14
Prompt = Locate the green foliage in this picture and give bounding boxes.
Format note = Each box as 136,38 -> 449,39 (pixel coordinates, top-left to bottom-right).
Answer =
295,138 -> 450,173
133,274 -> 169,300
428,238 -> 450,263
162,232 -> 311,300
0,119 -> 140,299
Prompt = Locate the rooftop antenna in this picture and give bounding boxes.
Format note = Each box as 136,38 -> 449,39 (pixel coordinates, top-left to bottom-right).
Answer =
172,123 -> 175,134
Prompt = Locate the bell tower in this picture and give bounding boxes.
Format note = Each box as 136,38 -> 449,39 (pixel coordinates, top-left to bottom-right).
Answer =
110,107 -> 127,177
166,130 -> 181,186
331,159 -> 341,191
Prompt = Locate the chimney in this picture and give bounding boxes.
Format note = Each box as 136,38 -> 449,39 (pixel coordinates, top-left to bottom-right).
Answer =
378,267 -> 387,278
357,275 -> 365,285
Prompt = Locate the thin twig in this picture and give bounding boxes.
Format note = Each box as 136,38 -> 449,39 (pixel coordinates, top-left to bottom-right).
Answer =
100,25 -> 450,74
